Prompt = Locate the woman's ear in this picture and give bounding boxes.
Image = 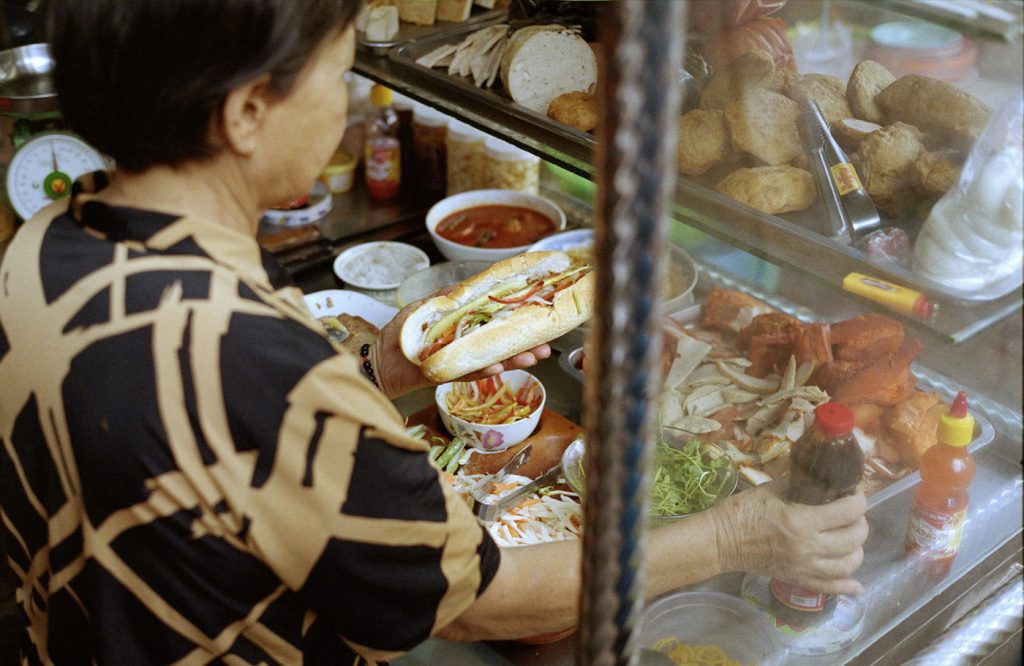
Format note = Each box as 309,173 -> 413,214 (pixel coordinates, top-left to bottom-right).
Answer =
217,74 -> 273,156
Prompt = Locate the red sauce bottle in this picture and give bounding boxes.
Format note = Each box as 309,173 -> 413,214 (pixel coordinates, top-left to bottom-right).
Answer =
770,402 -> 864,628
905,391 -> 975,577
364,84 -> 401,200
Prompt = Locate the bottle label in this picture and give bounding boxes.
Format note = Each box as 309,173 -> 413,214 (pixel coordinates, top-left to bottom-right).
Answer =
365,140 -> 400,185
831,162 -> 863,195
769,578 -> 827,612
906,501 -> 967,557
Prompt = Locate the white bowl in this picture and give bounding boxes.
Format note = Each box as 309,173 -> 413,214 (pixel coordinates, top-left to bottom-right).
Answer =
435,370 -> 545,453
426,189 -> 566,263
332,241 -> 430,290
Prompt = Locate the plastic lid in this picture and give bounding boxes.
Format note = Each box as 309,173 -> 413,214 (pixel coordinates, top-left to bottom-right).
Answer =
813,403 -> 855,438
413,105 -> 448,127
938,391 -> 974,447
485,137 -> 540,163
447,119 -> 486,142
370,84 -> 393,107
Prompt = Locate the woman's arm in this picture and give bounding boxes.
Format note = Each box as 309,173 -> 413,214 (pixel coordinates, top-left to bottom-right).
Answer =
438,484 -> 867,641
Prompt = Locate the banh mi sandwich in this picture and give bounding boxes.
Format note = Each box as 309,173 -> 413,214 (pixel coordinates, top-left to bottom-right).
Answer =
400,251 -> 593,382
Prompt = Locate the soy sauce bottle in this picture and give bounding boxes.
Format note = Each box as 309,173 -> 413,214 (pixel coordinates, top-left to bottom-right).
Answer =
770,402 -> 864,628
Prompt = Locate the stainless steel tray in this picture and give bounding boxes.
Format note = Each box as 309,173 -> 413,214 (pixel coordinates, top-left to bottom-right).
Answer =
388,24 -> 597,146
557,290 -> 999,509
359,8 -> 506,56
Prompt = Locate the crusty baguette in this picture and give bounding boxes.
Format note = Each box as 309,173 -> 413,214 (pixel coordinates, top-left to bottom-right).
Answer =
400,251 -> 594,382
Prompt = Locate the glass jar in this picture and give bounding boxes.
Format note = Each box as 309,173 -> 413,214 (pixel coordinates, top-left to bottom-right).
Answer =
484,137 -> 540,194
412,105 -> 448,197
446,120 -> 486,196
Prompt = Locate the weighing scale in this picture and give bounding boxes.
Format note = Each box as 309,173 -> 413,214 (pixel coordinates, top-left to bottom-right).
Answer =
0,43 -> 107,222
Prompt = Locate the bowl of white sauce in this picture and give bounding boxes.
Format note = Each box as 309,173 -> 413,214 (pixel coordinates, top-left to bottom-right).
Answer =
333,241 -> 430,291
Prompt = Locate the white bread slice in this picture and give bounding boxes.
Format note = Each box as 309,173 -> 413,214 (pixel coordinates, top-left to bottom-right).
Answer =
501,25 -> 597,113
398,0 -> 438,26
365,3 -> 399,41
437,0 -> 473,22
474,0 -> 498,8
400,251 -> 594,382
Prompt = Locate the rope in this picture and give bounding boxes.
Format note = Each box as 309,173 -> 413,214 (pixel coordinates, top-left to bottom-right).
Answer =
578,1 -> 685,664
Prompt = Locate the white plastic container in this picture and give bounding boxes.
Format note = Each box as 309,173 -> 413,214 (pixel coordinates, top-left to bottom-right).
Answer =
446,120 -> 486,196
484,137 -> 540,194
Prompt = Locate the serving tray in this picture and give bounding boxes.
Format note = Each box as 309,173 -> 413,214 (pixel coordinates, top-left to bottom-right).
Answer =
557,283 -> 998,509
359,7 -> 506,56
388,22 -> 597,146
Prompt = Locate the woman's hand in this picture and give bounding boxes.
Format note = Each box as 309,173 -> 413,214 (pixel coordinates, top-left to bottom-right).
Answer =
371,295 -> 552,399
708,482 -> 869,595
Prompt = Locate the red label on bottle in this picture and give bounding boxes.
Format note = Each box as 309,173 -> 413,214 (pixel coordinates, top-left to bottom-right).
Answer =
365,138 -> 400,198
906,500 -> 966,558
769,578 -> 828,612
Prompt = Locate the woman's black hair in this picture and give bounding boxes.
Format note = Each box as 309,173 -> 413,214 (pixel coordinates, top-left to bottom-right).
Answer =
44,0 -> 361,172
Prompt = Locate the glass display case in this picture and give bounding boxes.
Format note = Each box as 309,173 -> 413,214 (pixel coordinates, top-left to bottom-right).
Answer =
346,1 -> 1023,663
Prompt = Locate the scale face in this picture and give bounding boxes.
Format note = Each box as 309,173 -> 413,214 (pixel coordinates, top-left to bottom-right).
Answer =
5,131 -> 107,221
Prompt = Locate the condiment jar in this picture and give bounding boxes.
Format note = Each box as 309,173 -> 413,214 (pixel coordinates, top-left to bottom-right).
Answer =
412,105 -> 448,197
446,120 -> 486,196
484,137 -> 540,194
393,92 -> 416,193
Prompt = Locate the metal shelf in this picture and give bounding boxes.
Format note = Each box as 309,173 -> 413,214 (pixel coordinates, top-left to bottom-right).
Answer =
354,51 -> 1022,344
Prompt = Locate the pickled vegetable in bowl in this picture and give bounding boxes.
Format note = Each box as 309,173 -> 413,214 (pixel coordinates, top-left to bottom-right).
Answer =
561,427 -> 737,521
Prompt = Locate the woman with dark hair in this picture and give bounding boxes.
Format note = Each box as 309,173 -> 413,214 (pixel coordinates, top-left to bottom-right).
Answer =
0,1 -> 867,663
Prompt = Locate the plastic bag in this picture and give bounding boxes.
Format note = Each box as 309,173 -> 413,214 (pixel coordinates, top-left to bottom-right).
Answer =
913,92 -> 1024,297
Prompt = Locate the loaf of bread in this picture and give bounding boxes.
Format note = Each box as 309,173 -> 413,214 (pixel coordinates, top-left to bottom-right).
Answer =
501,25 -> 597,113
436,0 -> 472,22
398,0 -> 437,26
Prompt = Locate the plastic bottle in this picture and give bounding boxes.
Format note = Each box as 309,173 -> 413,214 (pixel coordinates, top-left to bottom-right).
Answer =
770,402 -> 864,628
364,84 -> 401,199
905,391 -> 976,576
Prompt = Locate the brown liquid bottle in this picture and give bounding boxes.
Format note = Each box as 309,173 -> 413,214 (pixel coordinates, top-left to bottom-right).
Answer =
770,402 -> 864,628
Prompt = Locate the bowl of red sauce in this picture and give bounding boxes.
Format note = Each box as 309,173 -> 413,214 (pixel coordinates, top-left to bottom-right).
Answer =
426,189 -> 566,263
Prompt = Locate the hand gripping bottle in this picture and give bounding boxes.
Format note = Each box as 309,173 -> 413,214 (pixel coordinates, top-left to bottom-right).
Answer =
905,391 -> 975,576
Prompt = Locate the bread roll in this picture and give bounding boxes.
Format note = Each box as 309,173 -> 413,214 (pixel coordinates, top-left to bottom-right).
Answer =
876,75 -> 991,150
398,0 -> 437,26
436,0 -> 472,22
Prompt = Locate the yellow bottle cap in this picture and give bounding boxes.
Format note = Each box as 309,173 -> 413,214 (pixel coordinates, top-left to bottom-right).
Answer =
937,391 -> 974,447
370,84 -> 393,107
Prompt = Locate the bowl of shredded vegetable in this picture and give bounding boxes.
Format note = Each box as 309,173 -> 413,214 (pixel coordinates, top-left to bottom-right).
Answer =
436,370 -> 545,453
639,591 -> 785,665
561,427 -> 737,521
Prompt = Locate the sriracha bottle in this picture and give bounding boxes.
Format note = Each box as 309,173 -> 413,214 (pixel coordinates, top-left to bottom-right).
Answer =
905,391 -> 975,576
364,84 -> 401,199
770,402 -> 864,628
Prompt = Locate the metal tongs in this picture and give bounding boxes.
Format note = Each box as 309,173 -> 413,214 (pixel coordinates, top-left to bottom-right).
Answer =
471,443 -> 562,523
798,99 -> 881,242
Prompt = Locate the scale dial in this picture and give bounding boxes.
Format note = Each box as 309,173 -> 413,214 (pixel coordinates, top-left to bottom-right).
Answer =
5,132 -> 107,221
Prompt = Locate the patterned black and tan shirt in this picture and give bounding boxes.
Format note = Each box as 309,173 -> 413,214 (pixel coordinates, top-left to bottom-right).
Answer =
0,175 -> 500,664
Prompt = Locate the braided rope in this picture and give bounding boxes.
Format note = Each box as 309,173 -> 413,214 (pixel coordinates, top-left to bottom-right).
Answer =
578,2 -> 685,664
